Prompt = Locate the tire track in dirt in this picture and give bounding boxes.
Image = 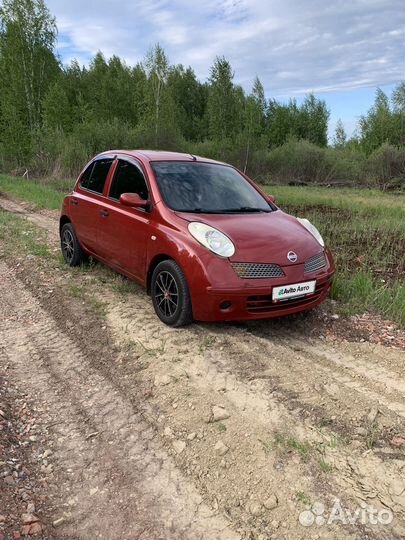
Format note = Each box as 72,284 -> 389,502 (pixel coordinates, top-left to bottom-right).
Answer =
102,291 -> 405,539
246,329 -> 405,418
0,261 -> 240,540
253,327 -> 404,395
1,195 -> 404,539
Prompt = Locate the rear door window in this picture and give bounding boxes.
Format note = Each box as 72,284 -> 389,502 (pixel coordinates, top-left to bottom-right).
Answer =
109,160 -> 149,201
80,158 -> 113,194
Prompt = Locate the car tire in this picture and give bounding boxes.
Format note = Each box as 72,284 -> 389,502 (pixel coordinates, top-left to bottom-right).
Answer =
151,260 -> 193,327
60,222 -> 88,267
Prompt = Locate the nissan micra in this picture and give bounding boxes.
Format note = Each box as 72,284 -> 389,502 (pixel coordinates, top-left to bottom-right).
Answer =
60,150 -> 335,326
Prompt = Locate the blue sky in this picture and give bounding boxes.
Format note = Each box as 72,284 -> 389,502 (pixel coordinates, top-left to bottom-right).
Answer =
48,0 -> 404,139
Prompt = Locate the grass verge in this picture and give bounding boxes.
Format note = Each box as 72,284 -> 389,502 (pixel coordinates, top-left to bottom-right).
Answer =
0,208 -> 52,258
0,174 -> 71,210
264,185 -> 405,328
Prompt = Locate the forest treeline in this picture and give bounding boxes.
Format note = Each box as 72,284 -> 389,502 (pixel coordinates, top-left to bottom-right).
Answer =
0,0 -> 404,188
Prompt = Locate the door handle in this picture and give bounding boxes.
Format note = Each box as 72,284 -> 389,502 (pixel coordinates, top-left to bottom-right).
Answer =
71,198 -> 78,205
100,209 -> 109,217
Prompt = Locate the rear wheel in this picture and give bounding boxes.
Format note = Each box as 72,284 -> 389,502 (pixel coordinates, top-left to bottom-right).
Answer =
151,260 -> 193,327
60,223 -> 88,266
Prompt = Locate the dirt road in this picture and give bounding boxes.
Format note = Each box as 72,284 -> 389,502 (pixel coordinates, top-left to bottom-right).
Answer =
0,196 -> 404,540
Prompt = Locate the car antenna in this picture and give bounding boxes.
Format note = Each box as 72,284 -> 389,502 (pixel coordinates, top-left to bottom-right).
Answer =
190,154 -> 197,161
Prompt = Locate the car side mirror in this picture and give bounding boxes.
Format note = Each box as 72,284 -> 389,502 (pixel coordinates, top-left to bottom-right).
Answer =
265,194 -> 276,205
120,192 -> 149,209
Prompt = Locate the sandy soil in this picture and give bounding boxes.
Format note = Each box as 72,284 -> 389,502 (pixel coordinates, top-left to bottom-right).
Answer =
0,196 -> 404,540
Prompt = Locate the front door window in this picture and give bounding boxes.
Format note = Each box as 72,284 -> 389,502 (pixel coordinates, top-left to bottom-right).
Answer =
109,160 -> 149,201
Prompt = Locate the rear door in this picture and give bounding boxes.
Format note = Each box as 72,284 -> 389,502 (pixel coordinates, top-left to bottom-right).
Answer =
69,157 -> 114,255
97,157 -> 151,280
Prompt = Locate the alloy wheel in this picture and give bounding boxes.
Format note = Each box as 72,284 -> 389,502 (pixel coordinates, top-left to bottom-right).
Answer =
62,228 -> 75,263
154,270 -> 179,318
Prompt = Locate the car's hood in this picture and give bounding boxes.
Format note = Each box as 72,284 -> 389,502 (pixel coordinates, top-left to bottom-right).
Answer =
177,210 -> 323,264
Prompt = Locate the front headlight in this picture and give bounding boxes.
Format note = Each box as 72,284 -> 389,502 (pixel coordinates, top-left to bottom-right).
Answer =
297,218 -> 325,247
188,222 -> 235,257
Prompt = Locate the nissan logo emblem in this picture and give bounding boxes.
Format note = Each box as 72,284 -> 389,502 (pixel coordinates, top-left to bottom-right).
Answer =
287,251 -> 298,262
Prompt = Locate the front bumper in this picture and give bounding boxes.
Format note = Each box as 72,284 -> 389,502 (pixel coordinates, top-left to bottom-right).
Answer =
191,249 -> 335,322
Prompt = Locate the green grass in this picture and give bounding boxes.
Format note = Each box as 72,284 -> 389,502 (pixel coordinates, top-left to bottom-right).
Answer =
365,419 -> 379,450
198,334 -> 217,353
0,208 -> 52,258
68,283 -> 86,298
332,272 -> 405,327
263,185 -> 405,327
272,431 -> 335,473
110,274 -> 142,295
296,491 -> 311,505
0,174 -> 71,210
318,457 -> 333,473
274,433 -> 312,461
263,185 -> 405,226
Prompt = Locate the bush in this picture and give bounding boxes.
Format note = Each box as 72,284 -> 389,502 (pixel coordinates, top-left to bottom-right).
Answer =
365,143 -> 405,190
60,135 -> 89,178
249,139 -> 360,185
13,121 -> 187,179
1,121 -> 403,192
185,138 -> 239,163
267,139 -> 329,183
324,147 -> 366,185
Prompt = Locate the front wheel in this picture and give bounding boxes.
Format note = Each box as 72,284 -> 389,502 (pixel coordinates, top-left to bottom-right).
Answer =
151,260 -> 193,327
60,223 -> 88,266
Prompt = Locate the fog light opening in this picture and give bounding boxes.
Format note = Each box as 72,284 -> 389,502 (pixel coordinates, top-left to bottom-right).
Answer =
219,300 -> 232,311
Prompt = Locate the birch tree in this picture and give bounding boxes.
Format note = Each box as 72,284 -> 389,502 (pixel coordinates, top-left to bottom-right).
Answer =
333,119 -> 347,148
0,0 -> 58,131
243,76 -> 266,172
207,56 -> 237,141
144,44 -> 169,146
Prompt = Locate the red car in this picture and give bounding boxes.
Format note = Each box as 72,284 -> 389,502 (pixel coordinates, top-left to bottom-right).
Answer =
60,150 -> 335,326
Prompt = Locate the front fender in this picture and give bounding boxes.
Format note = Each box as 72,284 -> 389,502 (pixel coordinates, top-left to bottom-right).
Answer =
146,223 -> 208,284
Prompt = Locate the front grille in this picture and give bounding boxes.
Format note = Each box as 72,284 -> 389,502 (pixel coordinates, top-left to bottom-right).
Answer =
246,281 -> 329,313
231,262 -> 285,279
304,252 -> 327,274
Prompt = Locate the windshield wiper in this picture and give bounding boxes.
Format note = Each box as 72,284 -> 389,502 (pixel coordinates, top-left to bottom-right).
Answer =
176,208 -> 225,214
176,207 -> 270,214
219,206 -> 270,213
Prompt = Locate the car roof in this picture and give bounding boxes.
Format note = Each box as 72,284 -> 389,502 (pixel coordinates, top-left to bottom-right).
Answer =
96,149 -> 225,165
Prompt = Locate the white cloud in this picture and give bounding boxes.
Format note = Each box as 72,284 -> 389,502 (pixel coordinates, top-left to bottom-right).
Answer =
48,0 -> 404,96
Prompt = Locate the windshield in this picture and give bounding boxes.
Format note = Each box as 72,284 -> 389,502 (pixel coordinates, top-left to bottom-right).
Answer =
151,161 -> 271,213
